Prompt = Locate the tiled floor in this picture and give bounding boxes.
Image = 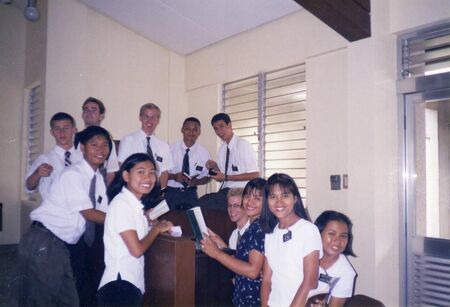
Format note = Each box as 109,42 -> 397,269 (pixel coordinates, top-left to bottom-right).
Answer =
0,245 -> 19,307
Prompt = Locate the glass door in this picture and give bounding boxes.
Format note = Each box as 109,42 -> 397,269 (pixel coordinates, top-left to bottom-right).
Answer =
404,87 -> 450,306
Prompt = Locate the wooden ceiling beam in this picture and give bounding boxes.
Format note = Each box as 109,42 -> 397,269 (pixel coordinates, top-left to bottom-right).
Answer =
294,0 -> 371,42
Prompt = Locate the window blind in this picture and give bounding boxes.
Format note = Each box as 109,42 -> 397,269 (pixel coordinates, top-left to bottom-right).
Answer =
402,27 -> 450,78
264,64 -> 307,199
223,74 -> 262,170
26,83 -> 42,169
223,63 -> 307,200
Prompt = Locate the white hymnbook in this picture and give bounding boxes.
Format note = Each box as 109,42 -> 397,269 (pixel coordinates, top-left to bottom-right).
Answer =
147,199 -> 170,221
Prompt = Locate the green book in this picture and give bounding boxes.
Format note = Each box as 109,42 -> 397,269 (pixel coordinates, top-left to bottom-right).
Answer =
186,206 -> 208,250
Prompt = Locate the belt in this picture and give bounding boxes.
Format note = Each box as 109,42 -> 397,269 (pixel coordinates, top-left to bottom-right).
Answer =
167,186 -> 197,192
32,221 -> 65,245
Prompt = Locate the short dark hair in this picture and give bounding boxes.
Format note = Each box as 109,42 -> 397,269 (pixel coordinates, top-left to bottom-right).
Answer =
315,210 -> 356,257
78,125 -> 112,154
82,97 -> 105,114
261,173 -> 310,233
50,112 -> 76,128
183,117 -> 201,127
107,153 -> 160,209
211,113 -> 231,125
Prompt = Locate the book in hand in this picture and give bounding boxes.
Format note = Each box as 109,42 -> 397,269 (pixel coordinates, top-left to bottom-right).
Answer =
186,206 -> 208,249
147,199 -> 170,221
182,172 -> 199,181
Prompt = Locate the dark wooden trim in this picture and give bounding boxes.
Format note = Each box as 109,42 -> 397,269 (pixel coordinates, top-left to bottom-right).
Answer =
293,0 -> 371,42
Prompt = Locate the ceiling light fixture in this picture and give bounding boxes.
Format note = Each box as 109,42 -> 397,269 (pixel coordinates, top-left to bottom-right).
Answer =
24,0 -> 39,22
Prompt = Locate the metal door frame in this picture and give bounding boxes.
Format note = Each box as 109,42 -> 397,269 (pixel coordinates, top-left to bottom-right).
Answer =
398,72 -> 450,306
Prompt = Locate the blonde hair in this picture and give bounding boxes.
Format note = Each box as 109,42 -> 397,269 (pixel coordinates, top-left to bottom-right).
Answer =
227,188 -> 244,200
139,103 -> 161,117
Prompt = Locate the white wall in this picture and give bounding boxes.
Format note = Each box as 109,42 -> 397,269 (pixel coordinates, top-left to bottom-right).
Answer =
44,0 -> 185,150
2,0 -> 450,304
184,1 -> 450,305
0,4 -> 27,244
0,0 -> 48,243
390,0 -> 450,34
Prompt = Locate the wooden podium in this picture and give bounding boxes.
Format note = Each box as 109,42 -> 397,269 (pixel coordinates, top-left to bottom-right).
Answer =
144,209 -> 235,307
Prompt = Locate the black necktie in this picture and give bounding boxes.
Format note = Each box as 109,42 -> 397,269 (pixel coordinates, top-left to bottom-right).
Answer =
224,146 -> 230,176
182,148 -> 190,175
64,151 -> 71,166
182,148 -> 190,187
146,136 -> 155,163
220,146 -> 230,190
237,231 -> 242,245
84,174 -> 96,247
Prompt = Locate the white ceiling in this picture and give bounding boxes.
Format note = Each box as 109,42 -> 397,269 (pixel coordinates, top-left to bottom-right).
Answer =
79,0 -> 302,55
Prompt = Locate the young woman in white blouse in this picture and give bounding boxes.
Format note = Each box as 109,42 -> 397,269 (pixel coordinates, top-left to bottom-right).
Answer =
98,153 -> 172,306
309,210 -> 357,307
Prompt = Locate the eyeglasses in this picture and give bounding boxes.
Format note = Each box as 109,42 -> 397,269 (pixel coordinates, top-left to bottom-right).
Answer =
227,204 -> 242,209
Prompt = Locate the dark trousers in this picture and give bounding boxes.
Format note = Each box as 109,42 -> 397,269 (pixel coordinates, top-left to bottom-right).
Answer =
68,224 -> 105,307
198,188 -> 230,211
97,274 -> 142,307
165,187 -> 199,210
19,222 -> 79,307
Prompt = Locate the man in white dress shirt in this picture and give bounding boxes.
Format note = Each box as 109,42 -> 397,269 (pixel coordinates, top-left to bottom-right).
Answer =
74,97 -> 120,185
200,113 -> 259,210
166,117 -> 211,210
118,103 -> 174,195
25,112 -> 82,200
19,126 -> 112,306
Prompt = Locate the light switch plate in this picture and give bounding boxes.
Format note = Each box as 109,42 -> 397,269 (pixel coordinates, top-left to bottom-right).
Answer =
330,175 -> 341,190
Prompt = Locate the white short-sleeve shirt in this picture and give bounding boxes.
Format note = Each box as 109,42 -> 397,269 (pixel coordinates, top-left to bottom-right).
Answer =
30,159 -> 108,244
99,187 -> 149,293
25,145 -> 83,200
309,254 -> 357,300
265,219 -> 323,307
228,220 -> 250,250
217,134 -> 259,189
118,129 -> 174,176
168,140 -> 211,188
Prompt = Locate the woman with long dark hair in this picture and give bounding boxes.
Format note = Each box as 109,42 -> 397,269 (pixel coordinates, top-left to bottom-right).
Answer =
309,210 -> 357,307
260,173 -> 322,307
98,153 -> 172,306
201,177 -> 266,307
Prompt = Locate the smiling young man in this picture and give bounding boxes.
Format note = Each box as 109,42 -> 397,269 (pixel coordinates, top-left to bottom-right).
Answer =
199,113 -> 259,210
118,103 -> 174,194
165,117 -> 211,210
74,97 -> 120,185
25,112 -> 83,200
19,126 -> 112,306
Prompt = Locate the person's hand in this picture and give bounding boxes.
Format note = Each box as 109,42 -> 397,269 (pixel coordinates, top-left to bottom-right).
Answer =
211,170 -> 225,182
205,160 -> 218,170
174,172 -> 188,184
36,163 -> 53,177
185,174 -> 200,187
144,208 -> 155,226
207,228 -> 228,249
152,220 -> 173,234
200,234 -> 221,258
